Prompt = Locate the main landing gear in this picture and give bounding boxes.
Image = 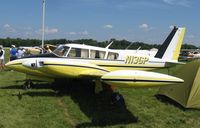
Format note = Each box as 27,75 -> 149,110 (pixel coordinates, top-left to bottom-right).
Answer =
110,92 -> 125,107
22,79 -> 34,90
95,80 -> 125,106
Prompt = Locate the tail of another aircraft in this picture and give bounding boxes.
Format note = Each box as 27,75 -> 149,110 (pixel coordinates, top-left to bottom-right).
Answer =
154,26 -> 186,61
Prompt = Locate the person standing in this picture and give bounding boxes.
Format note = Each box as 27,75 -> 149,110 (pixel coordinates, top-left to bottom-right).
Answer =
0,46 -> 5,70
17,48 -> 25,58
10,45 -> 18,61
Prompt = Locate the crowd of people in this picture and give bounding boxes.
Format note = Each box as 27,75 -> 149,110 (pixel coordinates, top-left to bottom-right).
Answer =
0,45 -> 27,71
0,44 -> 54,71
10,45 -> 26,61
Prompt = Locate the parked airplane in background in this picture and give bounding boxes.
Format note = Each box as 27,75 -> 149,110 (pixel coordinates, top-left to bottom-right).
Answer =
19,44 -> 57,55
19,46 -> 42,55
192,51 -> 200,59
179,50 -> 200,61
6,27 -> 186,93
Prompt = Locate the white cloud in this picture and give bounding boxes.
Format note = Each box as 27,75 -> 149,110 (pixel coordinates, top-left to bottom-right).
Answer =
139,23 -> 152,32
37,27 -> 58,34
24,31 -> 32,35
68,32 -> 77,35
163,0 -> 174,5
79,30 -> 89,35
23,27 -> 33,30
140,24 -> 148,28
104,24 -> 113,29
163,0 -> 190,7
45,28 -> 58,34
3,24 -> 16,33
66,31 -> 89,36
178,0 -> 190,7
4,24 -> 10,28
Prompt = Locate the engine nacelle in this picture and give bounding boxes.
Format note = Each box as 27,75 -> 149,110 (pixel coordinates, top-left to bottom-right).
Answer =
22,59 -> 44,69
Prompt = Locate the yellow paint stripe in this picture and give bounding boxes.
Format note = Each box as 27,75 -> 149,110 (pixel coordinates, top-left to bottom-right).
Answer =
103,76 -> 177,81
172,28 -> 186,60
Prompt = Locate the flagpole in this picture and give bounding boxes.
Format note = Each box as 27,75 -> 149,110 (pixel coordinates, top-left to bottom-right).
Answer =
42,0 -> 46,50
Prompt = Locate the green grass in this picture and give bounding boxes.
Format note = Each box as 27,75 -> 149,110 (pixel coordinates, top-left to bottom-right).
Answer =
1,50 -> 200,128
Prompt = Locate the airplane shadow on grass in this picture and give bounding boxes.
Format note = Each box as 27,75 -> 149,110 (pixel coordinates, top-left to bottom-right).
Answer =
1,79 -> 138,127
0,83 -> 52,90
56,80 -> 138,127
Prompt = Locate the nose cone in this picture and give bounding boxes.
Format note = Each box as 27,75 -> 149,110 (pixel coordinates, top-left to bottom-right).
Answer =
5,60 -> 20,68
6,58 -> 37,70
5,58 -> 54,78
5,61 -> 11,67
5,59 -> 25,72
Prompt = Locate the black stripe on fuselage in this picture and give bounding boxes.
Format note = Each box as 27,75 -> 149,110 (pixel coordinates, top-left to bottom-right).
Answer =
21,53 -> 58,59
154,27 -> 178,59
8,63 -> 22,66
20,53 -> 125,62
102,79 -> 183,83
43,64 -> 109,72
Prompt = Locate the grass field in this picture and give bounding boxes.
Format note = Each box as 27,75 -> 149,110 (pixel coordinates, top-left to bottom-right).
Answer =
1,49 -> 200,128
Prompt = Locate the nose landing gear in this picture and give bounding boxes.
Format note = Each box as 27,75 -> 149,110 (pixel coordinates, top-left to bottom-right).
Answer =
22,79 -> 34,90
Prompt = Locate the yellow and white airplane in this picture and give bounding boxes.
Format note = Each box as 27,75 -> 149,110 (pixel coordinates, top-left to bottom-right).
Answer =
6,26 -> 186,91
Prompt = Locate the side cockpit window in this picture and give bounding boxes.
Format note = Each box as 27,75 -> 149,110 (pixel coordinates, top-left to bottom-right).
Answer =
107,52 -> 118,60
53,46 -> 69,57
90,50 -> 105,59
68,48 -> 89,58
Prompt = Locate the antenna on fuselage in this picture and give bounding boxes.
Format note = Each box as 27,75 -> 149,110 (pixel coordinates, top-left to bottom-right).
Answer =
125,42 -> 133,50
126,42 -> 142,50
136,46 -> 141,53
105,41 -> 114,49
137,46 -> 141,51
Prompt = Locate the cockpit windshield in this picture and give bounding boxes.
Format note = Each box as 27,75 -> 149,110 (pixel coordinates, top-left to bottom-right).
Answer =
53,45 -> 69,57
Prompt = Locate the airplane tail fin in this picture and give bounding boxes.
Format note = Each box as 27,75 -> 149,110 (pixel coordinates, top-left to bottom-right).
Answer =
154,26 -> 186,61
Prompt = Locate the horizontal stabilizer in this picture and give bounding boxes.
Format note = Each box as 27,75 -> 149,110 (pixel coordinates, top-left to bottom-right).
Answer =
165,61 -> 185,67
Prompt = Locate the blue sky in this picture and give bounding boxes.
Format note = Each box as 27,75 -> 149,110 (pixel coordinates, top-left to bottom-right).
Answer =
0,0 -> 199,45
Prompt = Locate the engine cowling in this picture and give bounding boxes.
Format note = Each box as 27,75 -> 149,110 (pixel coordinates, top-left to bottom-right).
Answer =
22,59 -> 44,69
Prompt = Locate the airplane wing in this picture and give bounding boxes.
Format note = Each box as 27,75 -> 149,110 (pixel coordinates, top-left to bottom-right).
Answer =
101,70 -> 184,88
80,71 -> 107,78
78,65 -> 184,88
80,69 -> 184,88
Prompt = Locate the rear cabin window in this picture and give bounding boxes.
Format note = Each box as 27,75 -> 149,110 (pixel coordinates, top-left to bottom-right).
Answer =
90,50 -> 105,59
68,48 -> 89,58
81,49 -> 89,58
107,52 -> 119,60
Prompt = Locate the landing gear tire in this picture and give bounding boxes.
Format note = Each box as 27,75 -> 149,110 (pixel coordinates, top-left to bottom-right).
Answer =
22,80 -> 34,90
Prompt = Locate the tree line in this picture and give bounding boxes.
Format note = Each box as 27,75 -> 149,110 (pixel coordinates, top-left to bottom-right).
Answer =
0,37 -> 199,50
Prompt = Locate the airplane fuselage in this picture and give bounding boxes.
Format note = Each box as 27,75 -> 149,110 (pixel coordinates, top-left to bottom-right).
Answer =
6,53 -> 167,79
